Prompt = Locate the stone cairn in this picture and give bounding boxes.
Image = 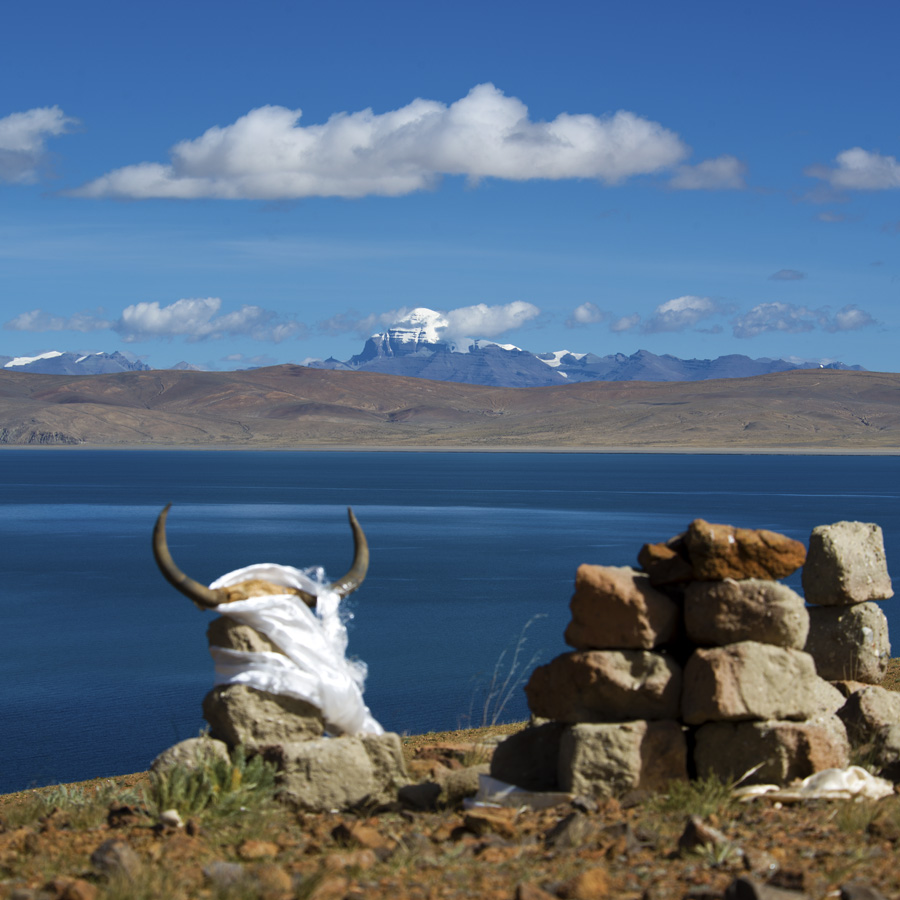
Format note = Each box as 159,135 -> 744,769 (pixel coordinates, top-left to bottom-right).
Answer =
491,519 -> 896,799
153,615 -> 410,813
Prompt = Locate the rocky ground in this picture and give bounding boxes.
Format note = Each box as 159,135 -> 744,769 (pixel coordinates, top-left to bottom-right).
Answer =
2,672 -> 900,900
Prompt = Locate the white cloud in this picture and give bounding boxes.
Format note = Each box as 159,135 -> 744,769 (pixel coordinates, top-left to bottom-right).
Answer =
318,301 -> 539,342
610,314 -> 641,333
566,302 -> 607,327
806,147 -> 900,191
733,301 -> 876,338
5,297 -> 305,343
830,305 -> 876,332
4,308 -> 112,332
769,269 -> 806,281
669,154 -> 747,190
443,301 -> 539,339
0,107 -> 78,184
642,295 -> 720,333
70,84 -> 689,200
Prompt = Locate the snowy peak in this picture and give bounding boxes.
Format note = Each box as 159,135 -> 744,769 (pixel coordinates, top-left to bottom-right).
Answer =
383,308 -> 449,347
1,351 -> 151,375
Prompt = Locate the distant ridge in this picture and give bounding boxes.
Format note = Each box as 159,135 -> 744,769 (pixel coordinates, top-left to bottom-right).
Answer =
0,365 -> 896,450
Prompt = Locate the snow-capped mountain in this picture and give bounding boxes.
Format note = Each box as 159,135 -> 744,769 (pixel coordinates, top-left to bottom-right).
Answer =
1,351 -> 151,375
308,308 -> 864,388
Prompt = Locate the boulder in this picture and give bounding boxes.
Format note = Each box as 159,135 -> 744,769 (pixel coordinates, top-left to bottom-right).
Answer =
525,650 -> 682,723
681,642 -> 825,725
564,565 -> 679,650
802,521 -> 893,606
150,736 -> 231,775
684,579 -> 809,649
490,722 -> 566,791
558,720 -> 688,799
805,602 -> 891,684
273,732 -> 409,811
638,535 -> 693,586
203,684 -> 325,750
837,685 -> 900,746
683,519 -> 806,581
694,718 -> 850,785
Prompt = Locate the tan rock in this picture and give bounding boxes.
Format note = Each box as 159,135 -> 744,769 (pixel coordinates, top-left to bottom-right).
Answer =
564,565 -> 679,650
837,684 -> 900,746
203,684 -> 324,750
694,718 -> 850,785
681,642 -> 823,725
802,521 -> 893,606
207,616 -> 281,653
525,650 -> 682,723
274,732 -> 409,811
684,579 -> 809,649
558,720 -> 688,799
150,735 -> 231,775
805,602 -> 891,684
684,519 -> 806,581
637,535 -> 693,586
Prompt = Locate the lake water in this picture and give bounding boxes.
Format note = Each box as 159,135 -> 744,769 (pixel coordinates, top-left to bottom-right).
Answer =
1,450 -> 898,794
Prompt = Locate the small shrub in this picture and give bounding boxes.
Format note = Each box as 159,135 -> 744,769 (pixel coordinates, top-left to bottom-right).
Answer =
143,746 -> 278,821
649,773 -> 735,820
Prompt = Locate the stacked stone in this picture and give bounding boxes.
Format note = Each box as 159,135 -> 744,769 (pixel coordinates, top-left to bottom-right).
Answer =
492,518 -> 893,798
802,521 -> 893,684
153,615 -> 409,812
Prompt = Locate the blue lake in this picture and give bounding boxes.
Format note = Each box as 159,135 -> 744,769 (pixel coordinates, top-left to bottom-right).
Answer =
1,450 -> 898,793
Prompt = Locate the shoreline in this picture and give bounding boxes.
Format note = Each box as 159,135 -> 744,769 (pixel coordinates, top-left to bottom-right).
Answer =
1,443 -> 898,455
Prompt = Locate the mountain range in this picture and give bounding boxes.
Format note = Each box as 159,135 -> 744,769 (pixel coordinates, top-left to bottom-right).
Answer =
2,308 -> 865,387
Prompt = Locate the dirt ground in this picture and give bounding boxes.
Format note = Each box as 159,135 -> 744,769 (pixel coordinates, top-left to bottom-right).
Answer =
2,669 -> 900,900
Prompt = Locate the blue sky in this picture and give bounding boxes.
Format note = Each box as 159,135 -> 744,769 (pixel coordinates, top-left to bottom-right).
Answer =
2,0 -> 898,371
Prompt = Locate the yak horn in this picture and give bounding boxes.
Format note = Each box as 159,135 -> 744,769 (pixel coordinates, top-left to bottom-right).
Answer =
153,504 -> 226,609
153,504 -> 369,607
330,507 -> 369,598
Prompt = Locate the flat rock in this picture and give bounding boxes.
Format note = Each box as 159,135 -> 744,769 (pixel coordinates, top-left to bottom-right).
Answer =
681,642 -> 824,725
684,519 -> 806,581
274,732 -> 409,811
805,602 -> 891,684
684,579 -> 809,649
694,718 -> 850,785
838,685 -> 900,746
525,650 -> 682,723
558,720 -> 688,799
202,683 -> 325,750
564,565 -> 679,650
802,521 -> 893,606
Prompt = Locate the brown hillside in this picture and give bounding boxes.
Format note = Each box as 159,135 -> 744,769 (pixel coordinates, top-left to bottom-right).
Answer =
0,366 -> 898,450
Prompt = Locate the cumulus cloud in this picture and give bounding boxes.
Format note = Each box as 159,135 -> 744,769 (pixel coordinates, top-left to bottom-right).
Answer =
444,301 -> 539,339
733,302 -> 876,338
566,302 -> 608,328
807,147 -> 900,191
69,84 -> 690,200
769,269 -> 805,281
5,297 -> 305,343
318,301 -> 539,342
641,295 -> 721,333
669,154 -> 747,190
0,107 -> 78,184
610,314 -> 641,333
